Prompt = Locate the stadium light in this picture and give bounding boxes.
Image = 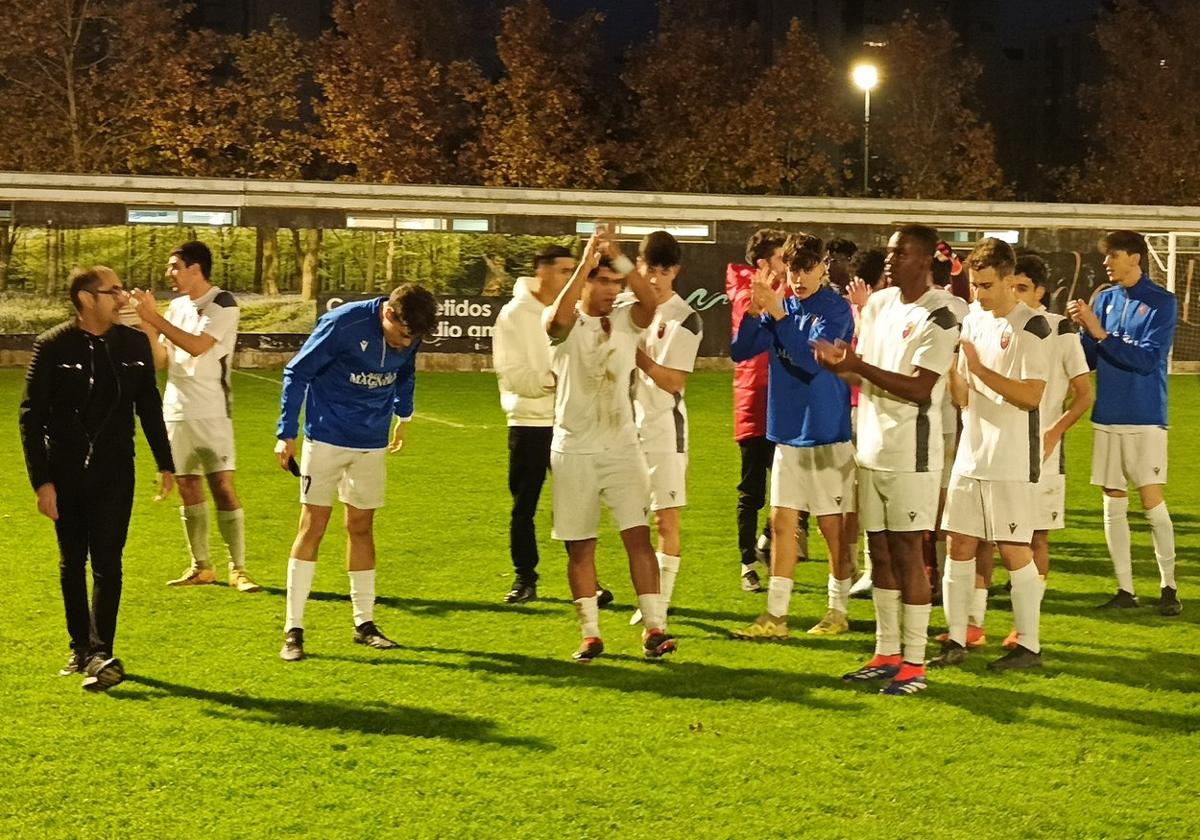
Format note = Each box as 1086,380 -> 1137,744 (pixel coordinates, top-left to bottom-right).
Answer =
852,63 -> 879,196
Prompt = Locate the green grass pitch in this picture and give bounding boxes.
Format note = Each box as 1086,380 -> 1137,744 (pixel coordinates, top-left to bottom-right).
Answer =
2,369 -> 1198,838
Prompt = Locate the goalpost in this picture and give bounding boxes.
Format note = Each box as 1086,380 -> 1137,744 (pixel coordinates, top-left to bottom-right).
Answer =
1145,232 -> 1199,373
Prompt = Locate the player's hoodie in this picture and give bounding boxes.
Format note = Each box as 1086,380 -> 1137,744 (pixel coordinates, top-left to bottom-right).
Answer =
1081,275 -> 1176,426
277,298 -> 419,449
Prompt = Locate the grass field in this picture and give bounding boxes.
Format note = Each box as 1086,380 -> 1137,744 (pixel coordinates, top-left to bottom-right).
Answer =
2,368 -> 1198,839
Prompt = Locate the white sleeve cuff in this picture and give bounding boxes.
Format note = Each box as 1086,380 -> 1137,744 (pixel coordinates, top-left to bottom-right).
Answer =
397,414 -> 414,424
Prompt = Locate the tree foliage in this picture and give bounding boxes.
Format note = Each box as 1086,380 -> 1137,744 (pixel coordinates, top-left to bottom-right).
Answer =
870,12 -> 1008,200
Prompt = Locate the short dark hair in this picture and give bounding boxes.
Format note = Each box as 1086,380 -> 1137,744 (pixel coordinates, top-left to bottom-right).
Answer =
1015,253 -> 1049,288
895,224 -> 940,257
639,230 -> 681,268
1101,230 -> 1148,264
826,237 -> 858,260
587,256 -> 616,279
745,228 -> 788,265
387,284 -> 438,337
534,244 -> 573,269
967,237 -> 1016,275
172,241 -> 213,280
68,267 -> 104,312
783,233 -> 824,273
853,247 -> 887,288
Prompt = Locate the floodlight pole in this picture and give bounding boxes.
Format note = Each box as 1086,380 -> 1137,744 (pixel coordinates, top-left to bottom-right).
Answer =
863,87 -> 871,196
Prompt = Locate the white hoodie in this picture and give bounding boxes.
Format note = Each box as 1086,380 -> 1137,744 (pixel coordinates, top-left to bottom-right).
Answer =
493,277 -> 555,426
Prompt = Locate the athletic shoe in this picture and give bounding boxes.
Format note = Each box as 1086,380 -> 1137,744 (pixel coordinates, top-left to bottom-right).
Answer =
741,566 -> 764,593
807,609 -> 849,636
730,613 -> 788,641
280,628 -> 304,662
596,586 -> 614,608
58,651 -> 86,677
643,628 -> 677,659
228,568 -> 261,593
755,534 -> 771,565
503,578 -> 537,604
849,571 -> 873,599
1098,589 -> 1139,609
166,566 -> 216,587
880,673 -> 928,696
987,645 -> 1042,671
934,624 -> 986,649
842,655 -> 901,683
353,621 -> 399,650
1159,586 -> 1182,617
927,640 -> 969,668
81,656 -> 125,692
572,637 -> 604,663
1002,629 -> 1020,650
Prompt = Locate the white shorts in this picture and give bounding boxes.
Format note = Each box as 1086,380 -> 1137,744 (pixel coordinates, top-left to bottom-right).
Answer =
167,418 -> 236,476
550,448 -> 651,541
941,474 -> 1034,544
646,450 -> 687,511
940,431 -> 957,490
300,439 -> 387,510
1091,426 -> 1168,490
858,468 -> 941,532
1032,472 -> 1066,532
770,441 -> 856,516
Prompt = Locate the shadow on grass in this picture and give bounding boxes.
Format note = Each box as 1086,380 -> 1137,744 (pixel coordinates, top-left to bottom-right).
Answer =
259,585 -> 577,616
320,643 -> 862,711
116,674 -> 552,751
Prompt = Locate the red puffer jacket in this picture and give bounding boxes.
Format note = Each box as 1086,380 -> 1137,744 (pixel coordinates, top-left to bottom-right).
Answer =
727,263 -> 769,441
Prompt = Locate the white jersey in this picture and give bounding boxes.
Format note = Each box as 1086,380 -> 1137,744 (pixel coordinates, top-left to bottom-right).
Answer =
550,301 -> 644,455
939,294 -> 971,435
161,286 -> 239,421
634,293 -> 702,454
1040,309 -> 1090,475
953,301 -> 1050,483
856,286 -> 962,472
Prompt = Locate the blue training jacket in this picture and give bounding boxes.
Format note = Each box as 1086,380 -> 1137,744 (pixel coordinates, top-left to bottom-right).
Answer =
277,298 -> 420,449
1081,275 -> 1176,426
730,285 -> 853,447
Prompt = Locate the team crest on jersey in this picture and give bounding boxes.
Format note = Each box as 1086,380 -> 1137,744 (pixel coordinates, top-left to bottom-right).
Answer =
359,340 -> 369,352
902,321 -> 916,340
600,316 -> 612,336
1000,329 -> 1012,350
1138,303 -> 1149,316
658,322 -> 667,339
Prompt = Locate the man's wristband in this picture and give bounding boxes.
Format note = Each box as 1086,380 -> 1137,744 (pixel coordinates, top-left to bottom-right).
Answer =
611,255 -> 634,276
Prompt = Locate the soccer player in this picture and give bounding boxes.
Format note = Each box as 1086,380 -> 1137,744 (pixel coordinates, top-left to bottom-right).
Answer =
727,228 -> 790,592
133,242 -> 259,593
543,231 -> 675,663
817,225 -> 961,695
274,284 -> 439,661
729,233 -> 856,640
931,237 -> 1050,671
1068,230 -> 1180,615
21,267 -> 175,691
492,244 -> 576,604
629,231 -> 703,627
983,253 -> 1091,647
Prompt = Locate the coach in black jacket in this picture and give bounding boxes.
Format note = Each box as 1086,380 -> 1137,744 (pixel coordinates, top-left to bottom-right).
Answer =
19,266 -> 175,691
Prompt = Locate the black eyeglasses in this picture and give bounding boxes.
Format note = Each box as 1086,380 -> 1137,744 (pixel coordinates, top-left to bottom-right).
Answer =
87,287 -> 127,298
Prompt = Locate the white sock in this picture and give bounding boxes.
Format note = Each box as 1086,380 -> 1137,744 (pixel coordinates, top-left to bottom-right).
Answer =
657,553 -> 681,609
181,504 -> 211,570
348,569 -> 375,627
767,575 -> 794,618
638,593 -> 666,631
216,508 -> 245,571
285,558 -> 316,631
1009,562 -> 1041,653
1103,495 -> 1134,594
902,603 -> 932,664
944,559 -> 976,646
970,587 -> 989,628
1145,502 -> 1177,589
873,588 -> 901,656
574,595 -> 600,638
828,574 -> 851,614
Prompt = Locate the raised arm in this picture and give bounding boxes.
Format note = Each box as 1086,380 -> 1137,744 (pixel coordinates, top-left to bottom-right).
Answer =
133,291 -> 218,358
545,234 -> 602,341
606,237 -> 656,329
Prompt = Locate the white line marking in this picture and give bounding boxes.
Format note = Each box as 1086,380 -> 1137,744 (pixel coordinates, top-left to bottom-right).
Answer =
231,369 -> 490,429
